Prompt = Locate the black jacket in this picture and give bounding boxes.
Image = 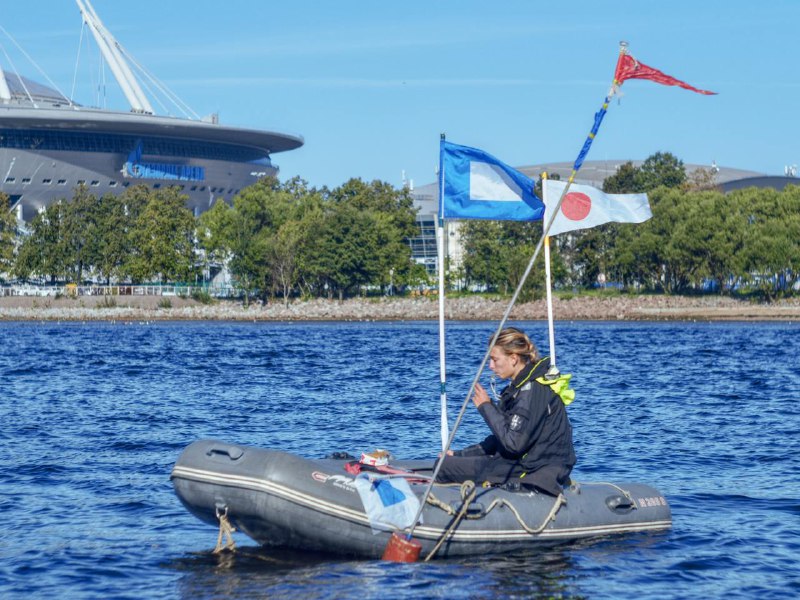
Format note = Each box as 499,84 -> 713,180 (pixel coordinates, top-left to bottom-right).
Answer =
456,358 -> 576,495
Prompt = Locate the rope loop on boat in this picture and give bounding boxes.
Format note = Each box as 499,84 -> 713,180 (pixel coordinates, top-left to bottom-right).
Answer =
459,480 -> 476,502
424,481 -> 479,561
490,492 -> 565,535
423,488 -> 566,559
578,482 -> 637,508
213,506 -> 237,554
425,492 -> 455,515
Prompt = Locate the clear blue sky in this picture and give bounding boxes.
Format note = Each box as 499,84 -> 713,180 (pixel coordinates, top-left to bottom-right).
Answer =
3,1 -> 798,189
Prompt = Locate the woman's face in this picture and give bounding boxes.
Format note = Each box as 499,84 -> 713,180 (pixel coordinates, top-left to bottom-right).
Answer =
489,347 -> 520,380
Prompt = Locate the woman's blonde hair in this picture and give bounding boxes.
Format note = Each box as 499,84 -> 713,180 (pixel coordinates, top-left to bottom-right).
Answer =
490,327 -> 539,363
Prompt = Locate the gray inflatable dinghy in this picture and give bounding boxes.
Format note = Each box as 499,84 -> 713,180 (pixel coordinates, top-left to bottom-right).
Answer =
172,439 -> 671,558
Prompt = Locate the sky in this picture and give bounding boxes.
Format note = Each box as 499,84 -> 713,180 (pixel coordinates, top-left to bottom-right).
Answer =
2,1 -> 798,190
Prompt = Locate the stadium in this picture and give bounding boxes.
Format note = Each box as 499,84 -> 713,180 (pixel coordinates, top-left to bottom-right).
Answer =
0,0 -> 303,223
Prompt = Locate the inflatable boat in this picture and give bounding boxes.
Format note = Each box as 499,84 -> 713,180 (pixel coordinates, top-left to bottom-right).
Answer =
172,439 -> 671,559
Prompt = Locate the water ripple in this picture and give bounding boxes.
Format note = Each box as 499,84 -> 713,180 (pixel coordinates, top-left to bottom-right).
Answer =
1,320 -> 799,598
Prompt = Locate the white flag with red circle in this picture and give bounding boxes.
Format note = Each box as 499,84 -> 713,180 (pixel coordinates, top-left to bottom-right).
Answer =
543,179 -> 651,236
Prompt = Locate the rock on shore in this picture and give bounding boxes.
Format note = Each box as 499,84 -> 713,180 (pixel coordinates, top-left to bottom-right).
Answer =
1,294 -> 799,321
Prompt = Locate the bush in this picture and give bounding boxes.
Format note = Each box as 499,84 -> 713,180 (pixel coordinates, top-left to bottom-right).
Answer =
191,289 -> 215,305
157,298 -> 172,309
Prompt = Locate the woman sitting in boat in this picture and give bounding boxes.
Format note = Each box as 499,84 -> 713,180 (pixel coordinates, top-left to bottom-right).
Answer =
436,327 -> 576,496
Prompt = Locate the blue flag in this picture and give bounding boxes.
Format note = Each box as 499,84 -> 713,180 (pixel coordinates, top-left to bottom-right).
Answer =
439,139 -> 544,221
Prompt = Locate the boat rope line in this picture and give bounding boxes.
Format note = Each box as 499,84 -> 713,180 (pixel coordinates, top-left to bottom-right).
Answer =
424,481 -> 478,560
576,481 -> 637,507
172,466 -> 669,542
213,505 -> 237,554
424,481 -> 566,560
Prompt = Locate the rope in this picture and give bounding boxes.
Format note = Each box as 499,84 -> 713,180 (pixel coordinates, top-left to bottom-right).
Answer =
213,506 -> 236,554
495,493 -> 565,534
424,481 -> 477,561
574,481 -> 636,507
422,486 -> 566,559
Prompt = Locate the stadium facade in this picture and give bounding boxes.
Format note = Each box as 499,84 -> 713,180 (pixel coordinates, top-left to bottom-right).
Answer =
0,0 -> 303,223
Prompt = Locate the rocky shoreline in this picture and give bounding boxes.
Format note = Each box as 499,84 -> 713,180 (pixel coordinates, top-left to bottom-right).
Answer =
1,293 -> 799,322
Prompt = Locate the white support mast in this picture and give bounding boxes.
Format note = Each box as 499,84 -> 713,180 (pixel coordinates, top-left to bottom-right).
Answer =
542,172 -> 559,376
75,0 -> 154,114
0,65 -> 11,102
436,134 -> 450,451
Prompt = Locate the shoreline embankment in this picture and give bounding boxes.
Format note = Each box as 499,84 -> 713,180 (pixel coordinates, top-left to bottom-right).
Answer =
1,294 -> 799,322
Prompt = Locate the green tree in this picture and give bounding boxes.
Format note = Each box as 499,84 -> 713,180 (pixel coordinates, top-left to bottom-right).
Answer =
460,220 -> 547,298
124,187 -> 196,283
738,186 -> 800,300
602,161 -> 640,193
328,178 -> 419,293
93,192 -> 135,284
602,152 -> 686,194
15,202 -> 66,283
198,176 -> 314,303
270,220 -> 303,306
60,185 -> 100,283
638,152 -> 686,191
0,193 -> 17,277
316,201 -> 380,300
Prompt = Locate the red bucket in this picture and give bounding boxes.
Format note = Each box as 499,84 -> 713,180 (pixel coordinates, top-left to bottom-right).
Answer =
381,532 -> 422,562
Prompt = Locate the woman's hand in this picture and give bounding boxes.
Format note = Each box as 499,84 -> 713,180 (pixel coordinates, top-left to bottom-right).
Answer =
473,383 -> 491,408
437,450 -> 455,458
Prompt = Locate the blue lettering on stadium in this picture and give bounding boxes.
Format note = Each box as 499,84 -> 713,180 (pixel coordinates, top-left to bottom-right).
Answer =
123,161 -> 205,181
123,140 -> 205,181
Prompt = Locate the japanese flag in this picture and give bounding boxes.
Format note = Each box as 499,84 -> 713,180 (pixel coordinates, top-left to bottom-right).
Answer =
543,179 -> 651,237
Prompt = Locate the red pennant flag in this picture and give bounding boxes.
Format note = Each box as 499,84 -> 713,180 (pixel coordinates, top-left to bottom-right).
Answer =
614,53 -> 716,95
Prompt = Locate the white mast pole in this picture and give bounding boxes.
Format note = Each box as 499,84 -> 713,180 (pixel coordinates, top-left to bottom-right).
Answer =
542,172 -> 559,375
436,135 -> 450,451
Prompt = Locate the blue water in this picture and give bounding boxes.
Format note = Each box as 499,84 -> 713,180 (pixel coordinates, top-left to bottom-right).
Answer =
1,320 -> 799,599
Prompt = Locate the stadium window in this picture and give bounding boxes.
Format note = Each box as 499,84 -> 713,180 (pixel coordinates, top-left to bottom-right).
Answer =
42,178 -> 52,184
190,186 -> 197,191
153,183 -> 161,189
90,180 -> 100,186
77,180 -> 86,185
122,182 -> 130,187
58,179 -> 67,185
109,181 -> 117,187
4,177 -> 15,183
22,177 -> 31,183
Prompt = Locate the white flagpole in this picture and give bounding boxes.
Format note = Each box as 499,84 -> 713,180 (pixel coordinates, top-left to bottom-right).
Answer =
542,173 -> 559,376
437,135 -> 450,451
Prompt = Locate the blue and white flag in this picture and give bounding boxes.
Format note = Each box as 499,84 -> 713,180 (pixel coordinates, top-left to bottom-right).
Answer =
439,140 -> 544,221
353,474 -> 421,534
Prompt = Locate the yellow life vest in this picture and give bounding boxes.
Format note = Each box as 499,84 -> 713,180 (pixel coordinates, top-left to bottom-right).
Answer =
535,372 -> 575,406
